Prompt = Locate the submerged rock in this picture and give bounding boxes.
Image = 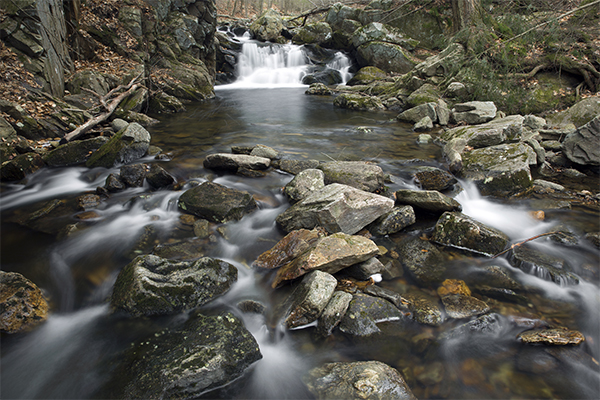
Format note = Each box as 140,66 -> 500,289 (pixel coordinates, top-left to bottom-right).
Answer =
518,327 -> 585,345
398,236 -> 446,286
440,294 -> 490,319
508,244 -> 579,285
120,312 -> 261,399
303,360 -> 417,400
0,271 -> 49,333
284,270 -> 338,329
276,183 -> 394,235
333,92 -> 385,111
178,181 -> 257,223
272,232 -> 380,287
110,255 -> 237,317
403,291 -> 444,326
432,211 -> 509,256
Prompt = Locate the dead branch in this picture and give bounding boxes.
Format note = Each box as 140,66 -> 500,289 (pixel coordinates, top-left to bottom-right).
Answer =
64,74 -> 142,142
491,231 -> 560,259
500,63 -> 549,79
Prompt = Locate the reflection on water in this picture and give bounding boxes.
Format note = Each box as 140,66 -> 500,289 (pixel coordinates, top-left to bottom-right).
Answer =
1,87 -> 598,399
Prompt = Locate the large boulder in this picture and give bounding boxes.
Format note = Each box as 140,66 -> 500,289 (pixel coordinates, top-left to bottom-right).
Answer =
292,22 -> 332,46
326,3 -> 360,30
356,41 -> 415,74
0,271 -> 49,333
276,183 -> 395,234
0,152 -> 45,181
272,232 -> 380,287
432,212 -> 510,257
397,102 -> 437,124
441,115 -> 525,148
352,22 -> 417,49
119,312 -> 262,399
414,42 -> 465,77
546,96 -> 600,128
333,93 -> 385,111
346,66 -> 388,86
318,161 -> 385,193
178,181 -> 257,223
561,116 -> 599,166
283,270 -> 338,328
85,123 -> 151,168
303,360 -> 417,400
250,8 -> 283,42
452,101 -> 497,125
43,137 -> 109,167
110,255 -> 237,317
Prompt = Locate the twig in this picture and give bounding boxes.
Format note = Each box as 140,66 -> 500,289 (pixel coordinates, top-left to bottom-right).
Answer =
491,231 -> 560,259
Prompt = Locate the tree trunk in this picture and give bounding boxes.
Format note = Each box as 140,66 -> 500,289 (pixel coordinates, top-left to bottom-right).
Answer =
452,0 -> 477,32
37,0 -> 73,98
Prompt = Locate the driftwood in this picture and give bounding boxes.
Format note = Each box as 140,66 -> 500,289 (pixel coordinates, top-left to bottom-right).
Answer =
63,74 -> 143,142
491,231 -> 560,259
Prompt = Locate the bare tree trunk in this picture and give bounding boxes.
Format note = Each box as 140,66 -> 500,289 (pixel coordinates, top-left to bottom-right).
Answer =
452,0 -> 477,32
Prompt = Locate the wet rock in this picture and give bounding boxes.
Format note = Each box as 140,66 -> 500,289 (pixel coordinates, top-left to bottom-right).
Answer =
432,211 -> 510,256
518,327 -> 585,345
178,181 -> 257,223
395,189 -> 461,213
193,219 -> 210,238
403,291 -> 443,326
0,152 -> 45,181
318,161 -> 385,193
305,83 -> 332,95
561,115 -> 599,166
151,237 -> 207,261
203,153 -> 270,171
250,8 -> 283,42
398,236 -> 446,286
508,244 -> 579,285
397,102 -> 437,124
284,270 -> 338,329
344,257 -> 385,281
292,22 -> 332,46
283,169 -> 325,203
339,293 -> 406,337
104,173 -> 126,192
303,360 -> 417,400
347,66 -> 387,86
148,91 -> 186,113
317,290 -> 353,337
452,101 -> 497,125
250,144 -> 281,160
43,137 -> 109,167
254,228 -> 323,270
584,232 -> 600,248
77,193 -> 101,211
475,286 -> 528,305
464,265 -> 522,291
326,3 -> 360,30
441,313 -> 504,340
460,142 -> 535,196
414,42 -> 465,77
110,255 -> 237,317
237,300 -> 266,314
0,271 -> 49,333
413,166 -> 457,191
276,183 -> 394,235
86,122 -> 151,168
333,93 -> 385,111
363,285 -> 408,310
356,41 -> 415,74
440,294 -> 490,319
119,163 -> 147,187
515,348 -> 560,374
414,362 -> 445,386
272,232 -> 380,287
437,278 -> 471,297
369,205 -> 416,236
414,116 -> 433,131
145,163 -> 176,189
120,312 -> 261,399
533,179 -> 565,192
278,159 -> 321,175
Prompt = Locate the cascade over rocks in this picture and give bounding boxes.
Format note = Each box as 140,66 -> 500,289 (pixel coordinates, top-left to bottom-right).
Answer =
303,360 -> 417,400
110,255 -> 237,317
508,244 -> 579,285
276,183 -> 395,235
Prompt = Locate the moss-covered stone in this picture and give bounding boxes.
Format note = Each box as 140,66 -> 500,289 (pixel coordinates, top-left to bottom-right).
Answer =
43,136 -> 109,167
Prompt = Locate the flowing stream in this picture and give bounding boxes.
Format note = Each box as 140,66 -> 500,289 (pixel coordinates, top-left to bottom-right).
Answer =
1,40 -> 599,399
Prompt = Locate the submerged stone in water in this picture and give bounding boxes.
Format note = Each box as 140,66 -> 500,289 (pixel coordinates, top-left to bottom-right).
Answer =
518,327 -> 585,345
110,255 -> 237,317
403,291 -> 444,326
397,236 -> 446,286
303,360 -> 417,400
440,293 -> 490,319
508,244 -> 579,285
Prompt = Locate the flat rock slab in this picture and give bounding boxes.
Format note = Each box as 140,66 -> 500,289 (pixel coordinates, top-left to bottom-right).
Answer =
110,255 -> 237,317
203,153 -> 271,171
120,312 -> 262,399
518,327 -> 585,345
303,361 -> 417,400
318,161 -> 385,192
254,228 -> 323,270
272,232 -> 380,287
178,181 -> 257,223
395,189 -> 461,213
452,101 -> 497,125
284,270 -> 338,329
432,211 -> 509,256
276,183 -> 394,235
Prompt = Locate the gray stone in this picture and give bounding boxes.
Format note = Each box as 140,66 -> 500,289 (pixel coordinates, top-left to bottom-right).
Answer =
278,159 -> 321,175
250,8 -> 283,42
120,312 -> 261,399
546,96 -> 600,128
276,183 -> 394,235
318,161 -> 385,193
339,293 -> 405,337
352,22 -> 416,49
119,164 -> 147,187
398,236 -> 446,286
86,123 -> 151,168
292,22 -> 332,45
178,181 -> 257,223
562,116 -> 599,166
0,116 -> 16,140
445,81 -> 467,98
414,116 -> 433,131
432,212 -> 510,256
203,153 -> 270,171
305,83 -> 332,95
363,285 -> 407,310
250,144 -> 280,160
413,166 -> 457,191
344,257 -> 386,280
303,361 -> 417,400
524,138 -> 545,164
443,138 -> 466,173
104,173 -> 125,192
333,93 -> 386,111
43,137 -> 108,167
118,6 -> 143,37
317,290 -> 353,337
356,41 -> 415,74
146,163 -> 176,189
406,83 -> 440,108
326,3 -> 360,30
110,255 -> 237,317
254,228 -> 323,270
441,294 -> 490,319
436,99 -> 450,126
346,66 -> 387,86
452,101 -> 497,125
369,205 -> 416,236
397,102 -> 437,124
284,168 -> 325,203
66,70 -> 110,96
395,189 -> 461,213
415,42 -> 465,77
111,118 -> 129,132
523,115 -> 546,131
284,270 -> 338,329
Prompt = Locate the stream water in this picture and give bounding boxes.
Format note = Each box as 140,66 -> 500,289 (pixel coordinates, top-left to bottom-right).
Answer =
1,40 -> 599,399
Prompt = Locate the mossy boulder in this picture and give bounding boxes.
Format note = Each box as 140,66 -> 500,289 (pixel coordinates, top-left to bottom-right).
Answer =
85,122 -> 151,168
546,96 -> 600,128
333,93 -> 385,111
414,42 -> 465,77
0,152 -> 45,181
326,3 -> 360,30
356,41 -> 415,74
406,83 -> 440,108
43,137 -> 109,167
110,255 -> 237,317
347,66 -> 388,86
292,22 -> 332,46
250,8 -> 283,42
